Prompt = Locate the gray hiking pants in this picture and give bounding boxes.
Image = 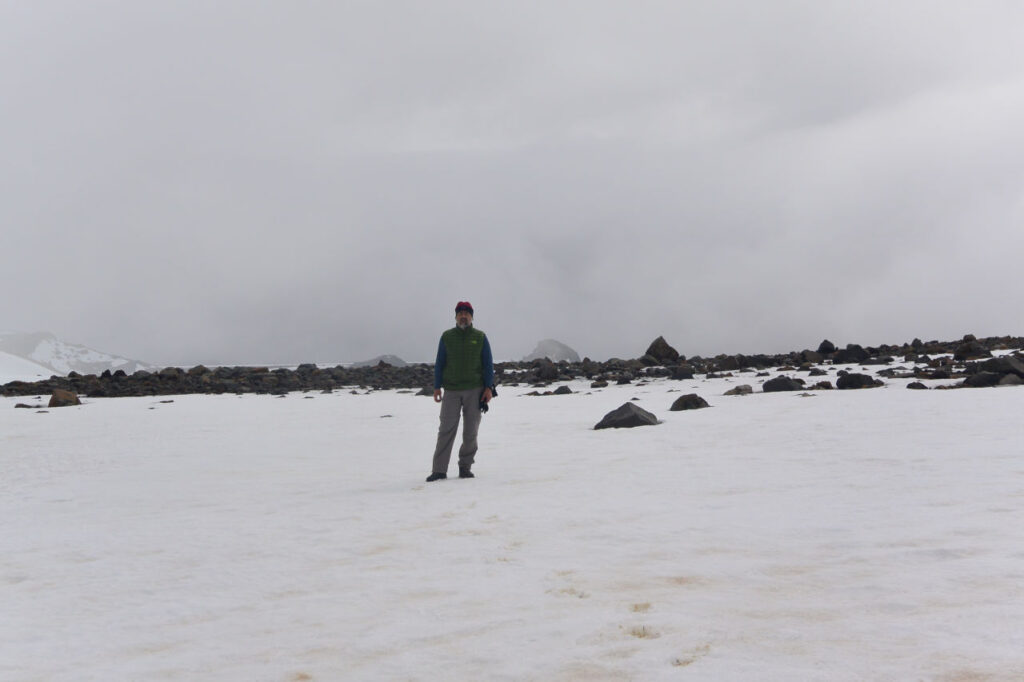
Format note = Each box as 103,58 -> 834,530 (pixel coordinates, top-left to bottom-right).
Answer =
431,387 -> 483,473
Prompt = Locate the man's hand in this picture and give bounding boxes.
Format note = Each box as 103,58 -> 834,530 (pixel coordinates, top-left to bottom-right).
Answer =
482,387 -> 493,404
433,389 -> 443,403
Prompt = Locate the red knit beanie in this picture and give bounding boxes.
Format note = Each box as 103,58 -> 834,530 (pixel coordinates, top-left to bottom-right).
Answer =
455,301 -> 474,315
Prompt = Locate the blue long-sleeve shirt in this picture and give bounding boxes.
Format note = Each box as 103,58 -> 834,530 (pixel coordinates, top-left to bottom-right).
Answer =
434,333 -> 494,390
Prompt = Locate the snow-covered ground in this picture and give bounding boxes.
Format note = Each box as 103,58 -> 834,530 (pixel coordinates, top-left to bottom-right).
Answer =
3,372 -> 1024,681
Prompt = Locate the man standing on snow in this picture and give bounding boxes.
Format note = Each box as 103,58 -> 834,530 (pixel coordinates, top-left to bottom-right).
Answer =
426,301 -> 494,482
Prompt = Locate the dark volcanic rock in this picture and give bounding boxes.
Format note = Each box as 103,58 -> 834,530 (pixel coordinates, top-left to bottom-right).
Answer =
669,393 -> 709,411
763,376 -> 804,392
963,372 -> 1001,388
724,384 -> 753,396
907,382 -> 928,390
979,355 -> 1024,378
836,373 -> 880,389
534,359 -> 560,382
833,344 -> 870,364
670,365 -> 695,380
954,340 -> 991,361
644,336 -> 680,365
594,402 -> 659,429
817,339 -> 836,354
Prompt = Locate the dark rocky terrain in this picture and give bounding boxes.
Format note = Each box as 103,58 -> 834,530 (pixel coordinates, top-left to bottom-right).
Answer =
3,334 -> 1023,399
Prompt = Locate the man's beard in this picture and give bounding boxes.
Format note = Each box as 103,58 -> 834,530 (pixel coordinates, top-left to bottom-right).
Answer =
457,320 -> 471,330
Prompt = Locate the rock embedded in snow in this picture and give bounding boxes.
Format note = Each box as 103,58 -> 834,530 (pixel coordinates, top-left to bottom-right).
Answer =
523,340 -> 580,363
48,389 -> 81,408
836,372 -> 881,389
594,402 -> 659,429
669,393 -> 709,411
763,375 -> 804,392
724,384 -> 753,396
962,372 -> 1002,388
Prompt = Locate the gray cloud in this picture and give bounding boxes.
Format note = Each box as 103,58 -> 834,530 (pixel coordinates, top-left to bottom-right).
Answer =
3,1 -> 1023,366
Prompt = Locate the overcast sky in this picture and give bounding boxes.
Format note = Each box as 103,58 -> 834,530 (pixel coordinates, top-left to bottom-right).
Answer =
2,1 -> 1023,365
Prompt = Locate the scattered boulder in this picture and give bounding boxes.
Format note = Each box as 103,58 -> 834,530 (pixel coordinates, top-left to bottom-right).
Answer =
954,340 -> 990,361
724,384 -> 753,396
999,374 -> 1022,386
833,344 -> 870,364
979,355 -> 1024,378
594,402 -> 659,430
48,389 -> 81,407
644,336 -> 680,365
810,381 -> 834,390
800,350 -> 824,364
836,373 -> 880,389
817,339 -> 836,354
534,359 -> 560,382
763,376 -> 804,392
670,365 -> 695,380
552,385 -> 573,395
590,379 -> 609,388
670,393 -> 709,411
907,382 -> 928,390
963,372 -> 1001,388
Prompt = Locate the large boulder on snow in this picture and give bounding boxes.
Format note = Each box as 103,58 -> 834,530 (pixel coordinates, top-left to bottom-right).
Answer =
594,402 -> 659,430
763,375 -> 804,392
523,339 -> 580,363
644,336 -> 680,365
832,344 -> 870,364
669,394 -> 709,411
836,372 -> 880,389
48,389 -> 81,407
979,355 -> 1024,378
954,340 -> 991,361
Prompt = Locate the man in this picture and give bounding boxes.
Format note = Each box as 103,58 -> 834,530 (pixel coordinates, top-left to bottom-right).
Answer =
427,301 -> 494,482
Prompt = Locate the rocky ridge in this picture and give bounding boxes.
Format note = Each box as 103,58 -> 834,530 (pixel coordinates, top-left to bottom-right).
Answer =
3,334 -> 1023,399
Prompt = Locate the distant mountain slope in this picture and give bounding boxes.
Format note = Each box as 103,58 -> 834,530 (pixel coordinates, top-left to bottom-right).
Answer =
0,350 -> 54,383
523,339 -> 581,363
0,332 -> 152,377
351,354 -> 408,368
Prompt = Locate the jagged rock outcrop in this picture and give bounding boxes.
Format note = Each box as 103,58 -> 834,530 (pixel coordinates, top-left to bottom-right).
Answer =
643,336 -> 680,365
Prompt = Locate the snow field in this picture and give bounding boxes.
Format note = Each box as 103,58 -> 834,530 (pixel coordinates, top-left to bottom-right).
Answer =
3,375 -> 1024,680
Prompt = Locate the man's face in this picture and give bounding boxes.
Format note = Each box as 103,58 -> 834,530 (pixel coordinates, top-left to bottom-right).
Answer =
456,310 -> 473,328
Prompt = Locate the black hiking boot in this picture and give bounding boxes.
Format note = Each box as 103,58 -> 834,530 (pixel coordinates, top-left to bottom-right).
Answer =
459,467 -> 474,479
426,472 -> 447,482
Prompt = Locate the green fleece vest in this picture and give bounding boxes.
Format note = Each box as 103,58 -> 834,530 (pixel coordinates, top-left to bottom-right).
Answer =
441,326 -> 486,390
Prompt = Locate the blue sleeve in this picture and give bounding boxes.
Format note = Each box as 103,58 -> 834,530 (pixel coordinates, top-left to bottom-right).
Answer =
482,335 -> 494,388
434,337 -> 446,390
